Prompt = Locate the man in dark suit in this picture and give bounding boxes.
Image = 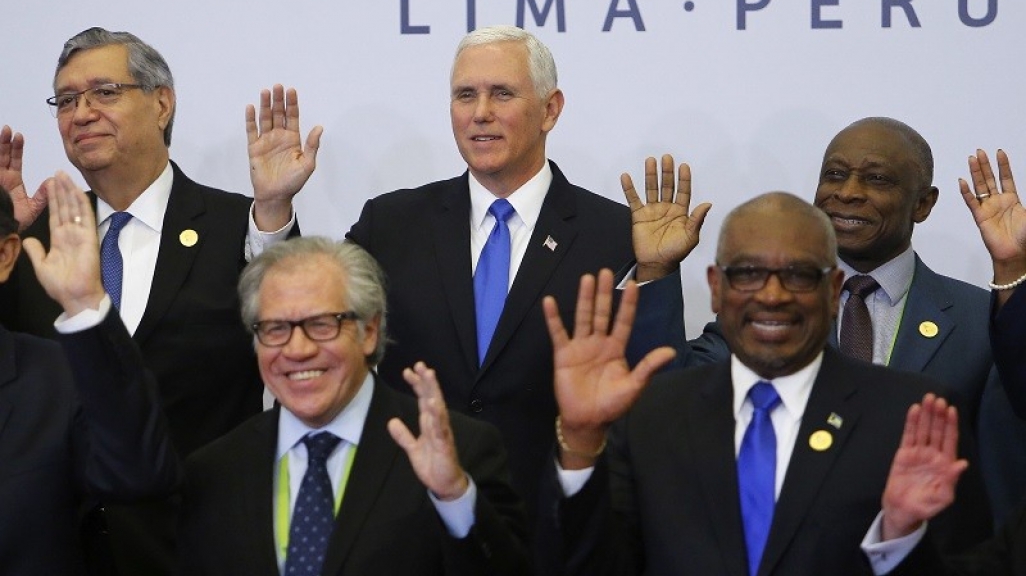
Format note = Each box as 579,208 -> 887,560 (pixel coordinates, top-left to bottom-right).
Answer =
637,118 -> 1012,533
346,26 -> 709,524
0,175 -> 177,574
538,192 -> 971,576
176,237 -> 528,575
0,27 -> 321,575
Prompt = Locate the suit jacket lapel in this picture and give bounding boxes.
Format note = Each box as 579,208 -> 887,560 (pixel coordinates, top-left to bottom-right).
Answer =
429,178 -> 479,377
689,363 -> 749,576
322,381 -> 405,574
0,328 -> 18,439
240,411 -> 281,572
888,257 -> 953,372
480,164 -> 577,373
134,162 -> 207,344
759,349 -> 861,575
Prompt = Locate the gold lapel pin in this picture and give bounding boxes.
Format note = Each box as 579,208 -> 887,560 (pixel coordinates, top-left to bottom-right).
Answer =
919,321 -> 939,338
809,430 -> 833,452
180,229 -> 198,248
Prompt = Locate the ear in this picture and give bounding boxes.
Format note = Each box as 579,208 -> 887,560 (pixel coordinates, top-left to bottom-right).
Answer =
154,86 -> 175,135
707,265 -> 722,314
828,268 -> 845,319
912,186 -> 939,223
0,234 -> 22,283
541,89 -> 564,134
361,314 -> 381,358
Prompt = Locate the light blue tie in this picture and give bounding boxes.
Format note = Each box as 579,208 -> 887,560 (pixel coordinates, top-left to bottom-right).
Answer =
285,432 -> 341,576
738,380 -> 781,576
100,212 -> 132,310
474,199 -> 515,365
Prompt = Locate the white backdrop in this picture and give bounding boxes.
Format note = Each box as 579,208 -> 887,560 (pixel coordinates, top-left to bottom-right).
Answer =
2,0 -> 1020,332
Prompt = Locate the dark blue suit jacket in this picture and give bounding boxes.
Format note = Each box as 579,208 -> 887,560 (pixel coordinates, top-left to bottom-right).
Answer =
0,311 -> 177,575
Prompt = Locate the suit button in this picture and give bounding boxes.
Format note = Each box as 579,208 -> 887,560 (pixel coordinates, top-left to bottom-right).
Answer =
470,399 -> 483,413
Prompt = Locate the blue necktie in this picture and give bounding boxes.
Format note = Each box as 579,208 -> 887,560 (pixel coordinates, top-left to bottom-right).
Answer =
474,199 -> 515,365
738,381 -> 781,576
100,212 -> 132,310
285,432 -> 342,576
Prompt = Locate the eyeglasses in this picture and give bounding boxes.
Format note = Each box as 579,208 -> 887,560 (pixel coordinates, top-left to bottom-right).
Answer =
46,83 -> 148,117
718,265 -> 835,293
252,311 -> 360,347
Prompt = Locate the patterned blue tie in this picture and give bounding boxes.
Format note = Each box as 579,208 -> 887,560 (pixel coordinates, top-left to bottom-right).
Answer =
285,432 -> 342,576
738,381 -> 781,576
474,199 -> 515,365
100,212 -> 132,310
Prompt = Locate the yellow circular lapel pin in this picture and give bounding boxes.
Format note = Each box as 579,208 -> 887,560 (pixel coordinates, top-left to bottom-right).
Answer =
809,430 -> 833,452
180,229 -> 198,248
919,321 -> 938,338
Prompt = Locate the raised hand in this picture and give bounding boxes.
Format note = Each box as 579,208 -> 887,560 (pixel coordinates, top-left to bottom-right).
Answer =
246,85 -> 324,231
959,150 -> 1026,302
0,125 -> 48,231
22,172 -> 105,316
880,394 -> 967,541
544,269 -> 676,468
622,154 -> 712,282
388,362 -> 470,501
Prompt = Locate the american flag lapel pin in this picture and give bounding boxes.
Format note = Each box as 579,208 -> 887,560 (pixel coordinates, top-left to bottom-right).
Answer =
543,235 -> 558,252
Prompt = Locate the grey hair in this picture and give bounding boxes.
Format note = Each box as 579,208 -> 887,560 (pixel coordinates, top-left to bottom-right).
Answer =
238,237 -> 389,367
717,192 -> 838,264
0,186 -> 18,236
55,27 -> 176,146
453,25 -> 558,98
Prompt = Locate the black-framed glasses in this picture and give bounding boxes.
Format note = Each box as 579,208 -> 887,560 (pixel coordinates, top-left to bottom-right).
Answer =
46,83 -> 148,117
252,311 -> 360,347
717,265 -> 835,293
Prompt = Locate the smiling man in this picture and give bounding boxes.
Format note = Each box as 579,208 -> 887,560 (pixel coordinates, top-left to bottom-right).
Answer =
345,26 -> 648,524
176,237 -> 528,576
0,27 -> 321,575
537,193 -> 960,576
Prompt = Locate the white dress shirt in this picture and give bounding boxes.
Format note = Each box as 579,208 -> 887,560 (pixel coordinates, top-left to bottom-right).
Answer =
468,162 -> 552,288
94,162 -> 294,335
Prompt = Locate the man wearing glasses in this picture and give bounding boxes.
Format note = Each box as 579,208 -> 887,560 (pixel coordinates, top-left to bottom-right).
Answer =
536,193 -> 956,576
0,27 -> 321,575
176,237 -> 528,576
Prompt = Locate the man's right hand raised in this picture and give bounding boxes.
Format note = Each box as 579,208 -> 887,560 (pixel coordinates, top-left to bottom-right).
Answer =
543,269 -> 676,470
0,126 -> 48,232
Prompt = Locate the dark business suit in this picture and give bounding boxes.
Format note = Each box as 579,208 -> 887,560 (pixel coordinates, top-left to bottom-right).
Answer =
540,349 -> 958,576
0,312 -> 177,576
0,161 -> 264,574
346,161 -> 633,520
991,283 -> 1026,418
639,255 -> 1003,533
177,380 -> 529,576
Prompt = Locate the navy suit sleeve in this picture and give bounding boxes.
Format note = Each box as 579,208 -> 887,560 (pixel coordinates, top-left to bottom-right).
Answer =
991,287 -> 1026,419
59,310 -> 179,500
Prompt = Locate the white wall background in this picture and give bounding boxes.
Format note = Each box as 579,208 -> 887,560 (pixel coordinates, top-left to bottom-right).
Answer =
2,0 -> 1020,333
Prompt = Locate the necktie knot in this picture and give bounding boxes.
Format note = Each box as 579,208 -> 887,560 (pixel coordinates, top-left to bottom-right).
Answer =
302,432 -> 341,463
748,381 -> 781,413
107,211 -> 133,233
488,198 -> 515,223
844,274 -> 879,298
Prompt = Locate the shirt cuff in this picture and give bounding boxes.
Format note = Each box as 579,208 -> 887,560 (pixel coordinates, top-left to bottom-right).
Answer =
861,511 -> 927,575
556,457 -> 595,496
54,295 -> 112,333
246,202 -> 295,261
429,476 -> 477,538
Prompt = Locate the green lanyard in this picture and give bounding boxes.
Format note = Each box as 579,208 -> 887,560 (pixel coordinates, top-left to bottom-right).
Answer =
274,445 -> 358,561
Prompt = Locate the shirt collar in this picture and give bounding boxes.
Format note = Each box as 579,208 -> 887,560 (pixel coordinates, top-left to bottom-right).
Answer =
95,161 -> 172,233
276,372 -> 374,459
838,245 -> 916,306
731,352 -> 823,420
469,161 -> 552,232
